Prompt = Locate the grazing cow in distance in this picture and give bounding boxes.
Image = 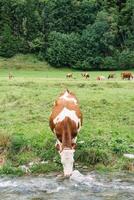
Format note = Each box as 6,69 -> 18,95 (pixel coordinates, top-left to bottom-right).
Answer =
96,76 -> 106,80
81,72 -> 90,79
49,90 -> 82,177
66,73 -> 73,78
121,72 -> 133,80
9,72 -> 14,80
108,73 -> 115,79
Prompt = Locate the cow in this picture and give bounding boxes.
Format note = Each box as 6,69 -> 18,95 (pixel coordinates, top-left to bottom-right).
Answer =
121,72 -> 133,80
49,90 -> 82,177
66,73 -> 73,78
81,72 -> 90,79
96,76 -> 106,80
9,72 -> 14,80
108,73 -> 115,79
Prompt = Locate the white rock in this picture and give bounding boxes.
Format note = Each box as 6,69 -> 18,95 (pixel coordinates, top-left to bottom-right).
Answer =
40,161 -> 48,164
19,165 -> 30,173
70,170 -> 84,181
124,154 -> 134,159
78,141 -> 85,144
28,162 -> 34,167
70,170 -> 93,184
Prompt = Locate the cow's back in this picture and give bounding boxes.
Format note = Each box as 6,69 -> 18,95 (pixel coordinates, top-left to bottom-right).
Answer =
49,91 -> 82,140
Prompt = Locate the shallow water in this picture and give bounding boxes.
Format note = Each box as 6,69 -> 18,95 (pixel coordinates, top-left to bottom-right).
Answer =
0,171 -> 134,200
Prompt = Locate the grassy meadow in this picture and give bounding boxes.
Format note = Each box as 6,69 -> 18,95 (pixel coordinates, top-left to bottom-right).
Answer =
0,55 -> 134,175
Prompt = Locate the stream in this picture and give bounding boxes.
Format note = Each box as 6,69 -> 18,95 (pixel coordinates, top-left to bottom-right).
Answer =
0,170 -> 133,200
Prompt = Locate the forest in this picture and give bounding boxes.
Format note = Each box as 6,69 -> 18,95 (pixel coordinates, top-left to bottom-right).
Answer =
0,0 -> 134,70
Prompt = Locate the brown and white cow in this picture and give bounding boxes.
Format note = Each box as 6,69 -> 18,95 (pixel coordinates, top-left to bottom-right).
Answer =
96,76 -> 106,80
49,90 -> 82,176
121,72 -> 133,80
81,72 -> 90,79
66,73 -> 73,78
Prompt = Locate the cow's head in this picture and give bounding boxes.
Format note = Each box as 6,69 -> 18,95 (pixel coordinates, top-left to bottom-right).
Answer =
56,143 -> 76,177
60,148 -> 75,177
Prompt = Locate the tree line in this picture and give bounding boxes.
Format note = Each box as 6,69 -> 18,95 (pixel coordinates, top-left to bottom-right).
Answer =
0,0 -> 134,70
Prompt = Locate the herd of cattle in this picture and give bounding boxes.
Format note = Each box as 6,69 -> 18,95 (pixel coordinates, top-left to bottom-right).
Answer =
66,71 -> 134,80
8,71 -> 133,80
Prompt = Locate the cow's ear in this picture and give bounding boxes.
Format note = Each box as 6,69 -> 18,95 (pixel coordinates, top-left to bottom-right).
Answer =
55,143 -> 60,151
72,143 -> 77,149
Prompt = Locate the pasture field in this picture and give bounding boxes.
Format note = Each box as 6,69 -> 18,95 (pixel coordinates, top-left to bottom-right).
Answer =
0,55 -> 134,175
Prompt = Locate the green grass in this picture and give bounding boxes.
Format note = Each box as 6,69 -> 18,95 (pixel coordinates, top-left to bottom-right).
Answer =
0,55 -> 134,175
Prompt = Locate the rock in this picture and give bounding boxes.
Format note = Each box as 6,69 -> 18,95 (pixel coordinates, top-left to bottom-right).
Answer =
124,154 -> 134,159
78,141 -> 85,144
82,166 -> 88,169
19,165 -> 31,173
29,162 -> 34,167
40,161 -> 48,164
70,170 -> 84,182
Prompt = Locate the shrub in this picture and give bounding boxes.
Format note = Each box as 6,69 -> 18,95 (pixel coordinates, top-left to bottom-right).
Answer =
9,134 -> 28,154
75,148 -> 111,166
30,162 -> 61,174
0,163 -> 24,176
45,31 -> 81,67
111,138 -> 130,155
0,24 -> 20,57
117,50 -> 134,69
102,56 -> 118,70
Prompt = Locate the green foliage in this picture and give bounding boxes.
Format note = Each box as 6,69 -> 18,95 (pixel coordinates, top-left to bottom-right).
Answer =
0,163 -> 24,176
0,0 -> 134,69
14,152 -> 36,165
111,138 -> 130,155
117,50 -> 134,69
75,148 -> 111,165
103,56 -> 117,70
46,31 -> 81,67
0,24 -> 19,57
43,0 -> 98,33
9,133 -> 28,154
30,162 -> 61,174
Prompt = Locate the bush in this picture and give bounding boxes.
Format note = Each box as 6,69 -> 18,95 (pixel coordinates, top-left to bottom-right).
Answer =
9,134 -> 28,154
110,138 -> 130,155
0,163 -> 24,176
45,31 -> 81,67
117,50 -> 134,69
30,162 -> 61,174
75,148 -> 111,166
0,25 -> 20,57
102,56 -> 118,70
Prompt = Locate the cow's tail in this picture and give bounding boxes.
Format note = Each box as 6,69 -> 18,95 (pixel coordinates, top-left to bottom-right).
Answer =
62,117 -> 72,149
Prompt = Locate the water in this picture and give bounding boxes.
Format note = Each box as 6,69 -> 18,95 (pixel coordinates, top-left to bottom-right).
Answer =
0,170 -> 133,200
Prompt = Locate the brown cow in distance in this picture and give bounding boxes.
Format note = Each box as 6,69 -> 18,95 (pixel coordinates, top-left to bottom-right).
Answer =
121,72 -> 133,80
49,90 -> 82,176
66,73 -> 73,78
